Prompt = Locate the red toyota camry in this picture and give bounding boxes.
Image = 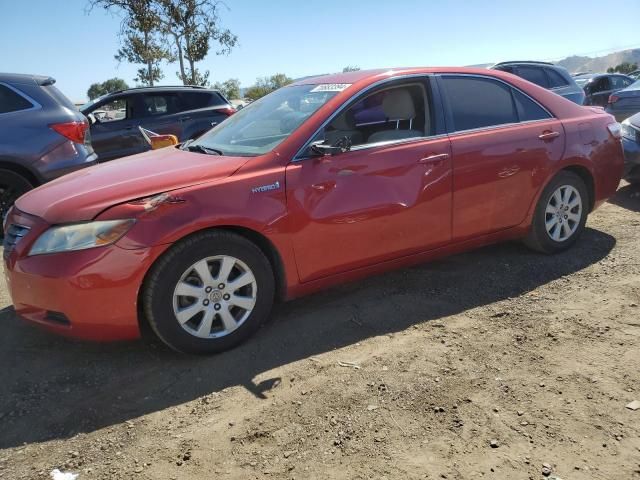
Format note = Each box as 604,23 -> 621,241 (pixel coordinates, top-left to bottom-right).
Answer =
3,68 -> 624,354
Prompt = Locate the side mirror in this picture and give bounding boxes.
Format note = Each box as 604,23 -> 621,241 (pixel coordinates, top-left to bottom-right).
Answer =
149,134 -> 179,150
309,136 -> 352,156
86,113 -> 97,125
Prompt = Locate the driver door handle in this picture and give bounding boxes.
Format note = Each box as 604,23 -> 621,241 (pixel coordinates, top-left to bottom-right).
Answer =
418,153 -> 449,165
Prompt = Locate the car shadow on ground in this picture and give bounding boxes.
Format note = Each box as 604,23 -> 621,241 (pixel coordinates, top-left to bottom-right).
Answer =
0,227 -> 615,448
608,182 -> 640,212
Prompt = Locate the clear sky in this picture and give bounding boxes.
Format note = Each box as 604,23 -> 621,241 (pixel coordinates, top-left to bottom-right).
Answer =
3,0 -> 640,101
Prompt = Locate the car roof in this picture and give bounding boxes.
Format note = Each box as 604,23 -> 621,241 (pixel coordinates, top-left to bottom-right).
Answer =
110,85 -> 218,95
0,72 -> 55,86
492,61 -> 556,68
292,66 -> 523,86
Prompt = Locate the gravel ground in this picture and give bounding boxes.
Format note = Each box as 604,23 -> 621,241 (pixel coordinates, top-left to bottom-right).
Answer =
1,183 -> 639,480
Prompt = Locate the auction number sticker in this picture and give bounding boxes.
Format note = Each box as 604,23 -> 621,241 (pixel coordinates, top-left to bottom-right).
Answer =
310,83 -> 352,92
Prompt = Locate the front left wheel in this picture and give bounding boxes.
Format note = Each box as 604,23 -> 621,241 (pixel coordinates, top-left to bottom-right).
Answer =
142,230 -> 275,354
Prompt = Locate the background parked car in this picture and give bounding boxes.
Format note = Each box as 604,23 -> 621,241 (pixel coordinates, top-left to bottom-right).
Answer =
80,86 -> 236,162
573,73 -> 634,107
0,73 -> 97,223
621,112 -> 640,183
605,79 -> 640,121
490,61 -> 585,104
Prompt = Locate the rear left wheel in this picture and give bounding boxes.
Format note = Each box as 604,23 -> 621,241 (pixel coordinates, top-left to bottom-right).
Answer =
142,230 -> 275,354
524,171 -> 589,254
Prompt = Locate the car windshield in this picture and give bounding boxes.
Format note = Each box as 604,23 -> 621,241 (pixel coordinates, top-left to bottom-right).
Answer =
190,84 -> 341,156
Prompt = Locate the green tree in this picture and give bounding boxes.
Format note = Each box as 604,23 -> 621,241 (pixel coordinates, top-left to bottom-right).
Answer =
154,0 -> 238,86
89,0 -> 172,86
607,62 -> 638,74
342,65 -> 360,72
87,78 -> 130,99
244,74 -> 293,101
213,78 -> 241,99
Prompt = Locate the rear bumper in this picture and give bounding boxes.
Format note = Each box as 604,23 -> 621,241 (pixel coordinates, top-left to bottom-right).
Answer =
3,212 -> 168,341
33,142 -> 98,182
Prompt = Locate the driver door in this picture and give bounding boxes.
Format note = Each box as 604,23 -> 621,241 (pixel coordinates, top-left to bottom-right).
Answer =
285,79 -> 452,283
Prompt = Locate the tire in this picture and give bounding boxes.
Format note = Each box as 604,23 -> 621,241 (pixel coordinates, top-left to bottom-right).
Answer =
142,230 -> 275,354
0,169 -> 34,227
524,171 -> 589,254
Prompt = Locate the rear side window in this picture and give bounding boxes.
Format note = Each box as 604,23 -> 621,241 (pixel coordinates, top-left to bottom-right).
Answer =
546,68 -> 569,88
0,84 -> 33,114
441,76 -> 518,131
180,91 -> 226,111
141,94 -> 180,116
517,66 -> 549,88
513,90 -> 551,122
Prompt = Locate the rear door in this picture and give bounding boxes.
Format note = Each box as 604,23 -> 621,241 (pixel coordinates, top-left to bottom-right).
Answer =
179,91 -> 231,140
438,74 -> 565,241
137,92 -> 184,140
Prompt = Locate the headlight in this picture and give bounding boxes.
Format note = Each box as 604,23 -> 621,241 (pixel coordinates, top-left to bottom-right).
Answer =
621,120 -> 637,141
29,219 -> 135,256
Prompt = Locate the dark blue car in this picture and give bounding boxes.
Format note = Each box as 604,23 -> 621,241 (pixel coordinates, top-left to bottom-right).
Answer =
0,73 -> 97,221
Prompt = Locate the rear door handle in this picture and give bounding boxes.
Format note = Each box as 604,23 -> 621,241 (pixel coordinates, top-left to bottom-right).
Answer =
418,153 -> 450,165
538,131 -> 560,140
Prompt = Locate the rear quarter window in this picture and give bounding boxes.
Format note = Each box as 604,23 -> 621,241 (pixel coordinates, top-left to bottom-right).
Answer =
513,90 -> 551,122
180,91 -> 226,111
0,84 -> 34,114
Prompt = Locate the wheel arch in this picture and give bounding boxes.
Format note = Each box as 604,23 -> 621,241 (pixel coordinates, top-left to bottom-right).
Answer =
560,164 -> 595,212
0,159 -> 41,187
136,224 -> 288,335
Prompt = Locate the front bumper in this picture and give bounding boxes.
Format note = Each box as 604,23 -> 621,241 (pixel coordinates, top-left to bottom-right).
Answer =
3,209 -> 168,341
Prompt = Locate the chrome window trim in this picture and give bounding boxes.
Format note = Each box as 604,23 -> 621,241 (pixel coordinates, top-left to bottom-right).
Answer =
293,72 -> 555,161
446,118 -> 555,138
293,73 -> 434,161
0,82 -> 42,116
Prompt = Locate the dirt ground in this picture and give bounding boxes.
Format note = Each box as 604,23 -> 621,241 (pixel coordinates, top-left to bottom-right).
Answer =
1,183 -> 639,480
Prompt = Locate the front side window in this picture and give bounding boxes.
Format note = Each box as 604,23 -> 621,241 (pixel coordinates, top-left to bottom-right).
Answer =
95,97 -> 129,122
192,84 -> 342,156
517,66 -> 549,88
317,83 -> 429,148
441,76 -> 518,131
0,84 -> 33,114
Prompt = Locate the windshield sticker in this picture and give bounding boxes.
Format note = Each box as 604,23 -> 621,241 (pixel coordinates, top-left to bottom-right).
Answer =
310,83 -> 351,92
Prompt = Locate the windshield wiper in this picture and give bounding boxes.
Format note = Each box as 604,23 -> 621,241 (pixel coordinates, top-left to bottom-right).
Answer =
181,140 -> 223,155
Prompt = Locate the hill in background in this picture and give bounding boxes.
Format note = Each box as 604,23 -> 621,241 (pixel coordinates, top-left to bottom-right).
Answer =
556,48 -> 640,73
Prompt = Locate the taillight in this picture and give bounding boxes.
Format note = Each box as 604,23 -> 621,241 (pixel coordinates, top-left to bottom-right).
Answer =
608,94 -> 619,104
214,107 -> 236,116
50,120 -> 88,144
607,122 -> 622,139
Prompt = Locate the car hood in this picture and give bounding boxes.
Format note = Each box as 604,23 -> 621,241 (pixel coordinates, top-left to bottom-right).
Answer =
16,147 -> 250,224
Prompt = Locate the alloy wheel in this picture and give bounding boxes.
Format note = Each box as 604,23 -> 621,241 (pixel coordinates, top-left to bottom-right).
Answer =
545,185 -> 582,242
172,255 -> 257,339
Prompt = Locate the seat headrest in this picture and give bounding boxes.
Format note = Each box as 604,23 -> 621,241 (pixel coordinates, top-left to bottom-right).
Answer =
331,110 -> 356,130
382,89 -> 416,120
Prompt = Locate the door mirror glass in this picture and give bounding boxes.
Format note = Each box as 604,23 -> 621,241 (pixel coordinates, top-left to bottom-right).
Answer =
149,134 -> 179,150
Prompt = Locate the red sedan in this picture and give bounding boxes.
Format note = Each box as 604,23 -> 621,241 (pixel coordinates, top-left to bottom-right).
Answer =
3,68 -> 624,354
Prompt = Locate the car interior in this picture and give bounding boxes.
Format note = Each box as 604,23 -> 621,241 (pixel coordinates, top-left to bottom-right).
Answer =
322,83 -> 429,148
